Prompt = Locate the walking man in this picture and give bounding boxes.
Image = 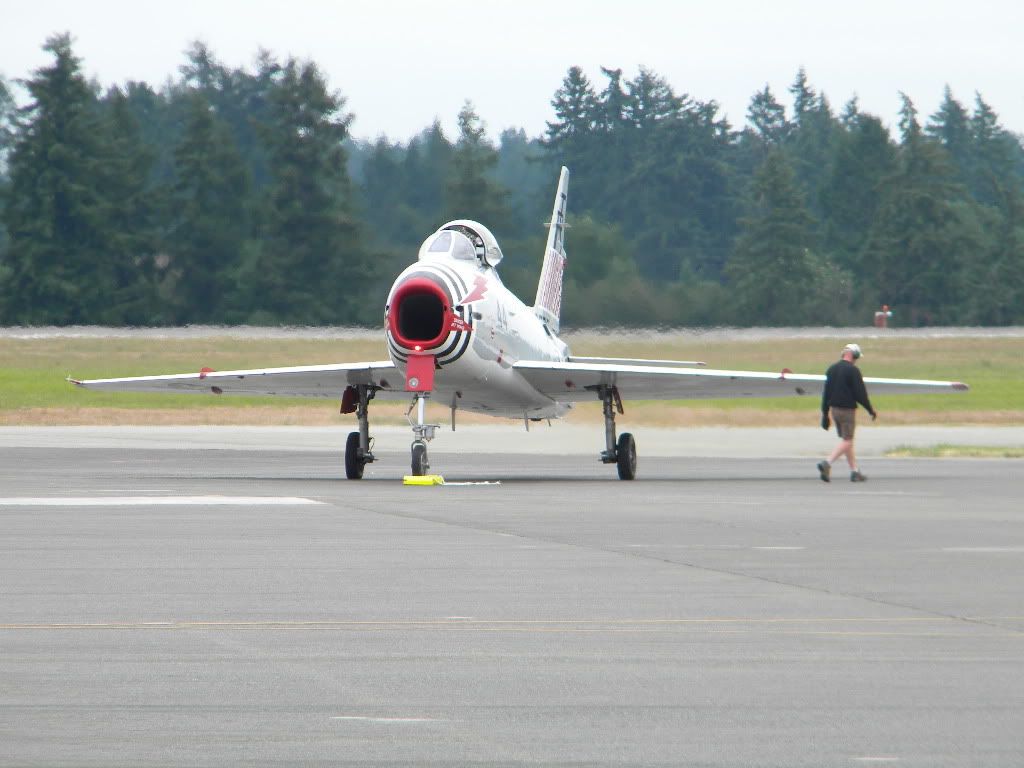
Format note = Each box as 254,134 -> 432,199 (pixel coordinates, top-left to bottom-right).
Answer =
818,343 -> 877,482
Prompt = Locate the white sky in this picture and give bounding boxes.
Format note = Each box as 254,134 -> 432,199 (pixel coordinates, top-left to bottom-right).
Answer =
3,0 -> 1023,142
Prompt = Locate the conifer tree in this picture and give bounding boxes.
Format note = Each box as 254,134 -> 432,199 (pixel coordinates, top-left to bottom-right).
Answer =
0,34 -> 155,323
788,67 -> 817,126
165,92 -> 251,322
624,67 -> 685,128
231,56 -> 373,324
0,74 -> 15,170
97,87 -> 162,323
443,101 -> 511,229
821,112 -> 898,268
863,95 -> 985,324
725,150 -> 822,324
545,66 -> 599,190
0,75 -> 15,256
596,67 -> 628,133
545,66 -> 598,146
746,85 -> 789,146
926,85 -> 971,184
404,120 -> 452,225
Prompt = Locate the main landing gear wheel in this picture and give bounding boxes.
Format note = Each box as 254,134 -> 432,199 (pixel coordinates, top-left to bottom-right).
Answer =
598,385 -> 637,481
411,441 -> 429,476
345,431 -> 366,479
342,384 -> 376,480
616,432 -> 637,480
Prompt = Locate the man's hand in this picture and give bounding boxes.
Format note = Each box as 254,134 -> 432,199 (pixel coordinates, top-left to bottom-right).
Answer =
821,413 -> 831,431
870,410 -> 878,422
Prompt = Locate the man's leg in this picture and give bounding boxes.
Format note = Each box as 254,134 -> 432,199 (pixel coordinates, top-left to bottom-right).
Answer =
819,438 -> 849,482
828,439 -> 852,465
848,441 -> 867,481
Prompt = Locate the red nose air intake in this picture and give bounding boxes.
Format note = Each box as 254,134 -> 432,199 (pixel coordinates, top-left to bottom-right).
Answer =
388,277 -> 453,350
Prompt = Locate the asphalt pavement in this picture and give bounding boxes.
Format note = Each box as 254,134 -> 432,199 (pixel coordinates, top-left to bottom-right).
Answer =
1,426 -> 1023,766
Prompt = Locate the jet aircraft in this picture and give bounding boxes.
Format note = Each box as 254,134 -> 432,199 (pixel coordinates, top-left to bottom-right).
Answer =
73,167 -> 968,479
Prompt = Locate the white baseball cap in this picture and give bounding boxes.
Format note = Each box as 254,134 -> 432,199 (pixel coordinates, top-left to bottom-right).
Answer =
843,343 -> 862,359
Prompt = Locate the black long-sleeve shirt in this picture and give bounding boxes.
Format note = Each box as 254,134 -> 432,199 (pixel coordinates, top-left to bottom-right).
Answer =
822,359 -> 875,415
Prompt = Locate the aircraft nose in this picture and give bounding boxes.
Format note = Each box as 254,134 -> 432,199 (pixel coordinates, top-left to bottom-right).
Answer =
388,276 -> 454,351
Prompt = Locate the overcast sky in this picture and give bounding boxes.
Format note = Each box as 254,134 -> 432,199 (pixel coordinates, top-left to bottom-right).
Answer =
4,0 -> 1022,142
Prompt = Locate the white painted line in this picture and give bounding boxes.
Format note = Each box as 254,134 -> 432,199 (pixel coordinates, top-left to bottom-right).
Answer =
88,489 -> 173,493
852,758 -> 900,763
838,492 -> 940,497
627,544 -> 805,550
331,716 -> 437,723
0,496 -> 324,507
942,547 -> 1024,553
627,544 -> 745,549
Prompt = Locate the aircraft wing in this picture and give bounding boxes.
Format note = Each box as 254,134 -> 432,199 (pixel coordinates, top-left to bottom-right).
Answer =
71,361 -> 404,399
513,360 -> 968,403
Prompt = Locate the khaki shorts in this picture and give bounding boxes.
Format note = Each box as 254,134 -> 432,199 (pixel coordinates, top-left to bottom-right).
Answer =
831,407 -> 856,440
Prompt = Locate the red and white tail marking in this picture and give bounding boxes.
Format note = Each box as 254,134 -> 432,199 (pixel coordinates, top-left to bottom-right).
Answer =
535,247 -> 566,323
533,166 -> 569,333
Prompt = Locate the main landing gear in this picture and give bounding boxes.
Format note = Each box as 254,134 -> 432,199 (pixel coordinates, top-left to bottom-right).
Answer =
408,392 -> 439,476
341,386 -> 438,479
597,385 -> 637,480
342,384 -> 376,479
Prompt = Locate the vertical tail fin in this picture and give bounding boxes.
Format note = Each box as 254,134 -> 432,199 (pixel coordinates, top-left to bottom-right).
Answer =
533,166 -> 570,333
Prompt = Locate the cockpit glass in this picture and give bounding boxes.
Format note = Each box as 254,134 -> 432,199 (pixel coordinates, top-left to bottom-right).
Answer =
428,231 -> 452,252
451,233 -> 476,260
424,230 -> 477,261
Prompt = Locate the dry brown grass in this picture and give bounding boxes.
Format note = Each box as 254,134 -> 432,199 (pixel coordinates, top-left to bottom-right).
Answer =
7,403 -> 1018,428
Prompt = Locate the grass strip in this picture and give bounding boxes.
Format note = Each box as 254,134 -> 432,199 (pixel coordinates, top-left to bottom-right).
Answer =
885,444 -> 1024,458
1,333 -> 1020,426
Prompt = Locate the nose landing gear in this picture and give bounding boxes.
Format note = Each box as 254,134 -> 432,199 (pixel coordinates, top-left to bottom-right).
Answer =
408,393 -> 439,476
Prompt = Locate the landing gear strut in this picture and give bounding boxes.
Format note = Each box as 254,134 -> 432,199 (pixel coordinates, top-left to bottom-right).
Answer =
408,393 -> 439,476
597,385 -> 636,480
343,384 -> 376,479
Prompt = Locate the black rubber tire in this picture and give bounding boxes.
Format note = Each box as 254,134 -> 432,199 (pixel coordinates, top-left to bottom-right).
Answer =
344,431 -> 365,480
616,432 -> 637,480
411,441 -> 429,476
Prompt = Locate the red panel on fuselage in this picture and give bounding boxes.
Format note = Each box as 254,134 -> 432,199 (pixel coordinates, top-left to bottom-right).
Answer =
404,354 -> 436,392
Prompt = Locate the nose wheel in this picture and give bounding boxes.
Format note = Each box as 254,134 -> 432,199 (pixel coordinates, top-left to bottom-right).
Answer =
411,441 -> 429,476
408,393 -> 439,476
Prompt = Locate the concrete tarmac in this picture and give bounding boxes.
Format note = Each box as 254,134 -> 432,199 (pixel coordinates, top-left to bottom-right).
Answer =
2,426 -> 1023,766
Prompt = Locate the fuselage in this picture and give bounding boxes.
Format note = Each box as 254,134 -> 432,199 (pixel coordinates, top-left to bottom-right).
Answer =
384,223 -> 570,420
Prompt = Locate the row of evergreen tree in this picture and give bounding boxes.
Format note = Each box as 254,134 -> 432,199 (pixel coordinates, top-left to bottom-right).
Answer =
1,35 -> 1022,327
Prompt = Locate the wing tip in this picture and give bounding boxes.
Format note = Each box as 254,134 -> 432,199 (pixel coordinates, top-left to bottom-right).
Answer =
952,382 -> 969,392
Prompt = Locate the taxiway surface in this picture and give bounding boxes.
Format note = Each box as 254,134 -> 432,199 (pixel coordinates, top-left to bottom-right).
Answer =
2,427 -> 1023,766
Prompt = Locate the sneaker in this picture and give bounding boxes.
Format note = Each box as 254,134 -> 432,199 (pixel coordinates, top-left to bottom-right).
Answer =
850,470 -> 867,482
817,461 -> 831,482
